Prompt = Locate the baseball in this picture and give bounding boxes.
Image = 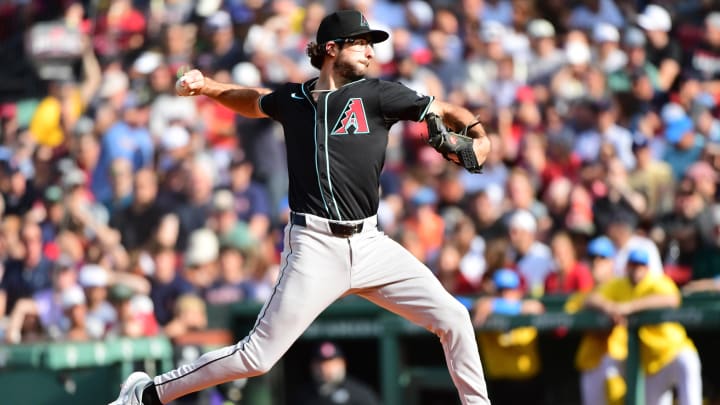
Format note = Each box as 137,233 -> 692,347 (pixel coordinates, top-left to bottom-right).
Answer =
175,77 -> 195,96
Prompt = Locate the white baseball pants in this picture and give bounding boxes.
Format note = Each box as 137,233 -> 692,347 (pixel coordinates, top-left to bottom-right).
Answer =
645,347 -> 702,405
580,354 -> 624,405
153,213 -> 490,404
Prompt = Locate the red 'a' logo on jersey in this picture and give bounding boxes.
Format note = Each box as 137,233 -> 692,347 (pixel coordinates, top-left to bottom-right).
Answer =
331,98 -> 370,135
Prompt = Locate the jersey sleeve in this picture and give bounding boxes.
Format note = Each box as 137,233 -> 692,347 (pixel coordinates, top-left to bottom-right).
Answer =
378,80 -> 434,123
258,83 -> 295,121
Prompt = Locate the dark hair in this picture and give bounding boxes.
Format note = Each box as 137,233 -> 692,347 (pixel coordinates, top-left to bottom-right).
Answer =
306,41 -> 327,69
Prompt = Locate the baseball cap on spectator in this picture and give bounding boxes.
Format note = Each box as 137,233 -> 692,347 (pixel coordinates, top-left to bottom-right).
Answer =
493,268 -> 520,290
54,254 -> 76,273
61,286 -> 86,310
593,98 -> 613,113
0,103 -> 16,119
205,10 -> 232,30
637,4 -> 672,32
232,62 -> 261,87
62,167 -> 86,188
122,90 -> 152,110
515,86 -> 535,103
631,134 -> 650,152
565,41 -> 591,65
686,161 -> 718,182
79,264 -> 109,288
411,186 -> 437,206
0,159 -> 21,175
196,0 -> 222,17
706,11 -> 720,29
628,66 -> 649,83
608,208 -> 639,229
220,224 -> 256,251
212,189 -> 235,212
587,236 -> 616,258
185,228 -> 219,267
627,249 -> 649,266
593,23 -> 620,43
484,183 -> 505,207
623,27 -> 646,48
132,51 -> 163,75
161,124 -> 191,151
109,283 -> 135,303
692,92 -> 716,115
316,10 -> 389,44
526,19 -> 555,39
407,0 -> 434,30
665,116 -> 694,144
229,151 -> 251,168
509,209 -> 537,233
481,21 -> 506,43
73,115 -> 94,137
660,102 -> 688,124
99,70 -> 129,98
410,48 -> 433,65
313,341 -> 344,361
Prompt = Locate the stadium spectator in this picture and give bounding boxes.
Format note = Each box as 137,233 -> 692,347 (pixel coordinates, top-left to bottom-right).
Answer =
473,268 -> 544,405
164,293 -> 207,340
149,243 -> 193,326
544,231 -> 594,294
565,236 -> 627,405
293,340 -> 382,405
662,115 -> 705,181
683,12 -> 720,92
584,249 -> 702,405
1,221 -> 53,314
108,283 -> 159,338
4,254 -> 78,343
78,263 -> 116,339
60,285 -> 90,342
628,134 -> 674,218
225,152 -> 271,240
110,168 -> 167,252
506,209 -> 554,296
173,155 -> 216,250
605,208 -> 664,276
636,4 -> 682,92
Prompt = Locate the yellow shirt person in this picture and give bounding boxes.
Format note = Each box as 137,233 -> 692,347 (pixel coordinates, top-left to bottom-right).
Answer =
566,236 -> 626,405
473,269 -> 544,404
586,249 -> 702,405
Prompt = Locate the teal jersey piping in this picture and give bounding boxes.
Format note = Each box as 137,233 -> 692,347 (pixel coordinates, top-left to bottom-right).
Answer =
301,82 -> 330,216
418,95 -> 435,121
323,90 -> 342,220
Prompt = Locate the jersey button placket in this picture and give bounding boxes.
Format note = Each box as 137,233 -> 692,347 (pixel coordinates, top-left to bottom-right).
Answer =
315,92 -> 336,219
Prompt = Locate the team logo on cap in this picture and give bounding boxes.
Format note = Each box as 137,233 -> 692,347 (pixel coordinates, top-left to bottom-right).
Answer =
331,98 -> 369,135
360,14 -> 369,28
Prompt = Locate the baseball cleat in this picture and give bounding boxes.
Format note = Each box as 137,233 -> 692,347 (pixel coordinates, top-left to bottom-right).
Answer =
108,371 -> 152,405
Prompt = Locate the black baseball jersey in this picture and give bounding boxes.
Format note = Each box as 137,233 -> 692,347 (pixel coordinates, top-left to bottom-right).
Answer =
260,77 -> 433,221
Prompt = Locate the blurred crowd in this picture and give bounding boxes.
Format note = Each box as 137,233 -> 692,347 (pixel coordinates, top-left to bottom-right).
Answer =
0,0 -> 719,385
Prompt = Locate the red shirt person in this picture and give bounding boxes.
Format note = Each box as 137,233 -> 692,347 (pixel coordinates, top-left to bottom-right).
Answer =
544,231 -> 594,294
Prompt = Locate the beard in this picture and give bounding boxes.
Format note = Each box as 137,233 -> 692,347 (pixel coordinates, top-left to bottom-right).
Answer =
333,55 -> 367,83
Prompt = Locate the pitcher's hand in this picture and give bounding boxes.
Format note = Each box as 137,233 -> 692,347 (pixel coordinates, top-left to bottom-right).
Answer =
176,68 -> 205,96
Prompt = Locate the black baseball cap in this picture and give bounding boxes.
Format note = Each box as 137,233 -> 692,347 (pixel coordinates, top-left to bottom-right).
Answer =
316,10 -> 389,44
312,341 -> 345,361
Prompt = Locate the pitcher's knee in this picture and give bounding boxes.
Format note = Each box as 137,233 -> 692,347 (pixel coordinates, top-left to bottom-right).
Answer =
432,300 -> 473,335
227,342 -> 281,377
245,351 -> 280,376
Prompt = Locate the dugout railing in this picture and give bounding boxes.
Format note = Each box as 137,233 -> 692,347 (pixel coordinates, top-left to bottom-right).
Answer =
1,293 -> 718,404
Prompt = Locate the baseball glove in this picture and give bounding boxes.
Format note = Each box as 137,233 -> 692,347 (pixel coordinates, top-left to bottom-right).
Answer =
425,113 -> 484,173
